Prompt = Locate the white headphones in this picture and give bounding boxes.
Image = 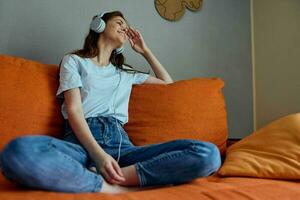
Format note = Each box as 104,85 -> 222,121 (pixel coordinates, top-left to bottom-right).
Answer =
90,11 -> 124,55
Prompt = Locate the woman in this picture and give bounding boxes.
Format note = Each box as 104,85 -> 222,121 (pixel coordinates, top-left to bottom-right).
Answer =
0,11 -> 221,194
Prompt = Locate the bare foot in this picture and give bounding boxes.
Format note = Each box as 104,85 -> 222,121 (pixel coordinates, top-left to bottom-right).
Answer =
92,165 -> 174,193
98,180 -> 174,193
89,167 -> 141,193
98,179 -> 142,194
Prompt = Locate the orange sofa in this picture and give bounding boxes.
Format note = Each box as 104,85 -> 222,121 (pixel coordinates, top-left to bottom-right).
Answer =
1,54 -> 300,199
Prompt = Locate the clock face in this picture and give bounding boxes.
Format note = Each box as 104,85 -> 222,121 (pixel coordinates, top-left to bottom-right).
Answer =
155,0 -> 203,21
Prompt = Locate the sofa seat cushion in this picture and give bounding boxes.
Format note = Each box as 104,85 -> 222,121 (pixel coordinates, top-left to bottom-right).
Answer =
1,171 -> 300,199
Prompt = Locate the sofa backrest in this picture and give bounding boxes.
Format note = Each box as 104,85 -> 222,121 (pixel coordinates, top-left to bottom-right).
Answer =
0,55 -> 228,155
126,77 -> 228,155
0,55 -> 64,150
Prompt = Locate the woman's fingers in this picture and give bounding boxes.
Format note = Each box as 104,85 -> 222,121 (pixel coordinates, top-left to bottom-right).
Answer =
125,27 -> 133,38
112,161 -> 125,178
128,37 -> 134,47
105,163 -> 125,182
101,170 -> 114,184
132,28 -> 139,35
127,27 -> 137,39
101,168 -> 121,184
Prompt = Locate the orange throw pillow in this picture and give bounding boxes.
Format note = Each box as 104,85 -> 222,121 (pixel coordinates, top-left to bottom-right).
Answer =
218,112 -> 300,179
0,55 -> 64,150
124,78 -> 228,155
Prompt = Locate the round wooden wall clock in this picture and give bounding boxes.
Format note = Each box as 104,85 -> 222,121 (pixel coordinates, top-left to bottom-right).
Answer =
155,0 -> 203,21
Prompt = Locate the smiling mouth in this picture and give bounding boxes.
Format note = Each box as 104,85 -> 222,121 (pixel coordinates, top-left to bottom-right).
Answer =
118,31 -> 127,38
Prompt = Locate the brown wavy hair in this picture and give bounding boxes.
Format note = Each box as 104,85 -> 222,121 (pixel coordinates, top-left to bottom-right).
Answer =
60,11 -> 150,75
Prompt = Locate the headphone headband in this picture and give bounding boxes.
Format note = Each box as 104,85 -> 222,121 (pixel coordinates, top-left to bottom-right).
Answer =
98,12 -> 106,18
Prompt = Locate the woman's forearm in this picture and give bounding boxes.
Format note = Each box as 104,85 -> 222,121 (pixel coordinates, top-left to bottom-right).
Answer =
142,48 -> 173,83
67,109 -> 107,160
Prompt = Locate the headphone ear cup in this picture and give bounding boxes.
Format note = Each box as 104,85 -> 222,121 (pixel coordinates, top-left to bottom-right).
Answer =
90,15 -> 106,33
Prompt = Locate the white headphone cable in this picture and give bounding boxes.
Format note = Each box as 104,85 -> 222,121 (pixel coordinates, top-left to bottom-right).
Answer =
111,68 -> 122,163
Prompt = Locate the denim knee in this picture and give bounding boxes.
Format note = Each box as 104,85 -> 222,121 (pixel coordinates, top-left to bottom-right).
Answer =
0,136 -> 51,180
189,141 -> 222,176
2,135 -> 51,156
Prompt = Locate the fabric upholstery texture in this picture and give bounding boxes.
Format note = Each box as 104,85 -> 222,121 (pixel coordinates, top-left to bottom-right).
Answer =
219,112 -> 300,179
2,54 -> 300,199
0,54 -> 228,155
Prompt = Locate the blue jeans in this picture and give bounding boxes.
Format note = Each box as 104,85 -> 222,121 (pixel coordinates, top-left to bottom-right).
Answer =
0,116 -> 221,193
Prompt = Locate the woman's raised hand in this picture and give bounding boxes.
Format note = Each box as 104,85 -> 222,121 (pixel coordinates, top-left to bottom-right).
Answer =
125,27 -> 149,55
94,152 -> 126,184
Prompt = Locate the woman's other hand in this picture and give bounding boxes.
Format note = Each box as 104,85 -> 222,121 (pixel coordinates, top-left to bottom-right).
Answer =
126,27 -> 149,55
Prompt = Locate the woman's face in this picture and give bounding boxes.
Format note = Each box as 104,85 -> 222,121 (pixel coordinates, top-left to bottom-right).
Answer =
103,16 -> 129,47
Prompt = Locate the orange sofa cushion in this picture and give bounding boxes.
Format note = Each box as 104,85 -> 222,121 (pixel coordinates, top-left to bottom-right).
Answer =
218,112 -> 300,179
125,77 -> 228,155
0,55 -> 64,150
0,54 -> 228,156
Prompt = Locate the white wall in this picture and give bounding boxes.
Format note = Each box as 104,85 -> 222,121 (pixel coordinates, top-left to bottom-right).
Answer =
252,0 -> 300,129
0,0 -> 252,138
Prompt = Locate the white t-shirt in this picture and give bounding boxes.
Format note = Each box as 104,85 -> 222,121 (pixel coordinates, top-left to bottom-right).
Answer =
56,54 -> 150,125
